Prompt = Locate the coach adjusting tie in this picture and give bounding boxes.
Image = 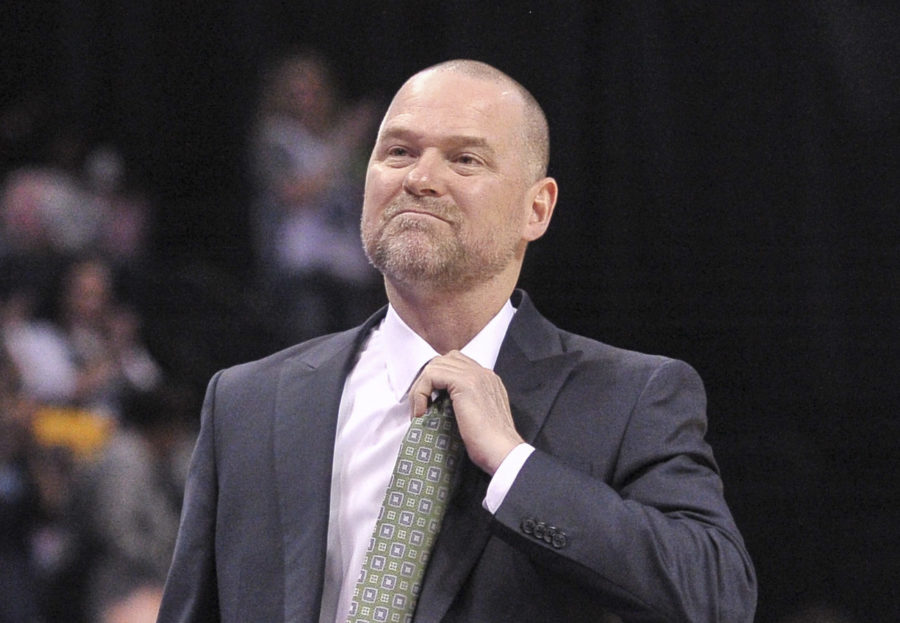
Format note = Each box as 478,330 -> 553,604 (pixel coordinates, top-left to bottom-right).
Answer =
347,391 -> 462,623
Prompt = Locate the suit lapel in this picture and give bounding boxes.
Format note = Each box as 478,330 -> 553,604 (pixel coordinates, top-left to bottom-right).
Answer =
274,310 -> 386,621
414,292 -> 581,622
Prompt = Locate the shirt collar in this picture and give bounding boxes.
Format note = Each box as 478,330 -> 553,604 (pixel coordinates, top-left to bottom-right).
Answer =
382,299 -> 517,402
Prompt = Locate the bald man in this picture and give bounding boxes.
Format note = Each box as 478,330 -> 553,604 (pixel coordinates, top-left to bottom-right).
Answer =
158,60 -> 756,623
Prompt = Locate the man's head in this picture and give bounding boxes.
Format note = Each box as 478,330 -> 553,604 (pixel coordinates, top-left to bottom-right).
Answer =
360,60 -> 557,296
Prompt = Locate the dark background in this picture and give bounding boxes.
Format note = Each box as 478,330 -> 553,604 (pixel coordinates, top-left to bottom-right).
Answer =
3,2 -> 898,621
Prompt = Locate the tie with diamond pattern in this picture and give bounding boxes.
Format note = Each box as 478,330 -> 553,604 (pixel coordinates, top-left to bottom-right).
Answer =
347,392 -> 462,623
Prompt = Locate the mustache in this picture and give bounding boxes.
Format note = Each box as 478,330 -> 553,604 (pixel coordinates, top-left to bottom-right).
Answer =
384,196 -> 459,224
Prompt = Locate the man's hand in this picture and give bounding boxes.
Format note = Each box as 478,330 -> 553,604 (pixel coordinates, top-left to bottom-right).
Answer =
409,351 -> 524,476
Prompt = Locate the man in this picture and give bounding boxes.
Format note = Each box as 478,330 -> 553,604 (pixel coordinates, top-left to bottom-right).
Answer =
158,60 -> 756,623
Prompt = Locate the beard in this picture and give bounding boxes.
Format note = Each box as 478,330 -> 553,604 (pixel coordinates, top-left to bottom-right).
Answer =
361,196 -> 521,291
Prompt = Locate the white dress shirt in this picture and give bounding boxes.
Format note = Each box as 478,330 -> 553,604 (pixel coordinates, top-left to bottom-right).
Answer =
318,300 -> 534,623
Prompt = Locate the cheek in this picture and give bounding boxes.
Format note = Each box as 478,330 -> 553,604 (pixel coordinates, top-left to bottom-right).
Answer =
470,188 -> 525,232
360,199 -> 380,237
363,169 -> 397,212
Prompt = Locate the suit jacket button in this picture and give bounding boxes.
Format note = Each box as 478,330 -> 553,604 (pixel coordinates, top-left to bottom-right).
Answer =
543,526 -> 558,544
533,521 -> 548,540
521,518 -> 536,535
551,531 -> 568,549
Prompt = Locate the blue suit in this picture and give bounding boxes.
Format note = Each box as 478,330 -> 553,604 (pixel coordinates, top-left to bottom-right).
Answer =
158,291 -> 756,622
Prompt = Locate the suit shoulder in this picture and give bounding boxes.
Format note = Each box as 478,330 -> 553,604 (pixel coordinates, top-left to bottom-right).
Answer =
557,328 -> 664,366
556,328 -> 701,386
214,326 -> 361,388
512,292 -> 700,384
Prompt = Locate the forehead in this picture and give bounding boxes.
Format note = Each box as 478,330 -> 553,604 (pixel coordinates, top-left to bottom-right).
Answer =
378,72 -> 525,146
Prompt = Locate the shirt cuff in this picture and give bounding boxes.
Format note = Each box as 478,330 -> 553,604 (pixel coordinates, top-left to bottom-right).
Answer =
482,443 -> 535,514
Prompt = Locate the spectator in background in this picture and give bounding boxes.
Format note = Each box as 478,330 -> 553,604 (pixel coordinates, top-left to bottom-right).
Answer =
82,144 -> 153,267
27,439 -> 82,622
0,349 -> 41,623
2,256 -> 162,416
74,386 -> 194,623
0,127 -> 101,257
0,340 -> 84,623
2,262 -> 191,622
0,120 -> 152,266
1,288 -> 74,405
250,49 -> 381,340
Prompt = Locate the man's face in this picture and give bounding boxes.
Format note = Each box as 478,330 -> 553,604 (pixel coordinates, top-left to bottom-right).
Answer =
361,70 -> 537,292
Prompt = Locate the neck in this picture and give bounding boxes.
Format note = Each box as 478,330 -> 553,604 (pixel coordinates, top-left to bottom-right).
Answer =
384,273 -> 517,354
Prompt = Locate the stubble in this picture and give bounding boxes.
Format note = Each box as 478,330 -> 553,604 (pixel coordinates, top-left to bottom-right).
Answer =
361,196 -> 519,292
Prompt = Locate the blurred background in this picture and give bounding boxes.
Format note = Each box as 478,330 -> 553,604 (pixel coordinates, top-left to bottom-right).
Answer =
1,2 -> 897,622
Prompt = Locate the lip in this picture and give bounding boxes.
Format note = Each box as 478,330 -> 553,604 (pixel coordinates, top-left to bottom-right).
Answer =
393,209 -> 451,223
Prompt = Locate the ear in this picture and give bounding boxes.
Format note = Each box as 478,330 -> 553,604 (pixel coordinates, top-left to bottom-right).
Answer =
522,177 -> 558,242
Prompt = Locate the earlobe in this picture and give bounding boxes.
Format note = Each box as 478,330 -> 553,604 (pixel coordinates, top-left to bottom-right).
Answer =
523,177 -> 558,241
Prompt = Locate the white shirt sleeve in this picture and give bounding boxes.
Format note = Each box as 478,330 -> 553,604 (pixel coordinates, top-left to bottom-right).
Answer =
482,443 -> 535,513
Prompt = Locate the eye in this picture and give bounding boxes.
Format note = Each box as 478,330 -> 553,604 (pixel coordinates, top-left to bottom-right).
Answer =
453,153 -> 483,167
382,145 -> 415,167
387,146 -> 409,157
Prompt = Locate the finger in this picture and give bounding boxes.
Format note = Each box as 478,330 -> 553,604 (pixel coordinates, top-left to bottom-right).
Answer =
410,383 -> 430,419
407,357 -> 439,418
409,367 -> 445,419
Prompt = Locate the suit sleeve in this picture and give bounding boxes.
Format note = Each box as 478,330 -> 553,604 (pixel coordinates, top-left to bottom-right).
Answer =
492,359 -> 756,623
157,372 -> 222,623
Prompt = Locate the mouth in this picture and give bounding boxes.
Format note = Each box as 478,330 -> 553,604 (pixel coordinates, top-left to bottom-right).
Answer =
383,196 -> 458,227
395,209 -> 449,222
388,204 -> 456,226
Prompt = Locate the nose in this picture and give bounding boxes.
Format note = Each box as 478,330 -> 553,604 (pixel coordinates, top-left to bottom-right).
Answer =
402,151 -> 444,197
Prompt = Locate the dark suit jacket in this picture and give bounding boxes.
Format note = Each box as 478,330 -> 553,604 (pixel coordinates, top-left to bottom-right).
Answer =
157,291 -> 756,623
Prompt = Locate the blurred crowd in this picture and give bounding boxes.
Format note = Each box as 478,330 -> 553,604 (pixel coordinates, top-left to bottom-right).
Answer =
0,48 -> 381,623
0,254 -> 196,623
1,75 -> 191,621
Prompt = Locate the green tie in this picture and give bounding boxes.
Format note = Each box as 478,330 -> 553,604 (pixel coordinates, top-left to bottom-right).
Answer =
347,392 -> 462,623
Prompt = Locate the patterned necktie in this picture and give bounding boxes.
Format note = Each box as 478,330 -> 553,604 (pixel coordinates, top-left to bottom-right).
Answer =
347,392 -> 462,623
